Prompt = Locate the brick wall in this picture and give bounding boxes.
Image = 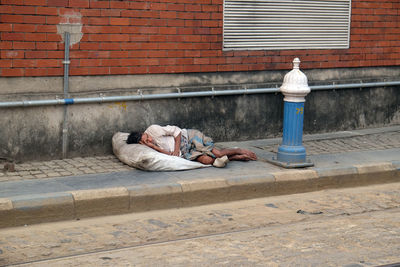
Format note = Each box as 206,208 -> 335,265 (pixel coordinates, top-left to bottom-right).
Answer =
1,0 -> 400,77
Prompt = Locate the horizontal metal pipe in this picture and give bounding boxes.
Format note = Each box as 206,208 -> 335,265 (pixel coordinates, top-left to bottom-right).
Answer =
0,80 -> 399,108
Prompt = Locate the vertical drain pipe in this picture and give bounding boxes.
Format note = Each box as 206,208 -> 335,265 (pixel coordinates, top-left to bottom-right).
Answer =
62,32 -> 70,158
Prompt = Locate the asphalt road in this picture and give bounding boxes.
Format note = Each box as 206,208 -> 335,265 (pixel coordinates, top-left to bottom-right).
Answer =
2,182 -> 400,266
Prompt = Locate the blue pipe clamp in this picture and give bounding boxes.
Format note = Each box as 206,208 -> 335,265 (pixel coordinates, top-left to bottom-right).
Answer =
268,58 -> 313,168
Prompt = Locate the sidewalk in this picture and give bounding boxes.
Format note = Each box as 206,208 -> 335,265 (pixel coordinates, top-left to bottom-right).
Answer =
1,126 -> 399,228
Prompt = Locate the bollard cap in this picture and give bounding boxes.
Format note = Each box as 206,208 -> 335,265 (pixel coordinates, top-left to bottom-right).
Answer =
280,58 -> 311,102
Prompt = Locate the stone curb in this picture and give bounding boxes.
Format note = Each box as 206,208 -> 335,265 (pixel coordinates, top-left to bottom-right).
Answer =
1,161 -> 399,228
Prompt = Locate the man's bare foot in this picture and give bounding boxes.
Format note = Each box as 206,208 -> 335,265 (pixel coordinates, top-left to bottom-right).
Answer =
238,149 -> 257,160
229,154 -> 253,161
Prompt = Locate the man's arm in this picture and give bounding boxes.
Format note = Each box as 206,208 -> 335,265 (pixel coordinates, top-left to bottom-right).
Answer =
140,140 -> 173,155
172,132 -> 181,156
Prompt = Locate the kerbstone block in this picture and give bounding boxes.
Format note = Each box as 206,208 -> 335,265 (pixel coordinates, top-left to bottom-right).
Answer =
128,183 -> 183,212
71,187 -> 129,218
11,192 -> 74,226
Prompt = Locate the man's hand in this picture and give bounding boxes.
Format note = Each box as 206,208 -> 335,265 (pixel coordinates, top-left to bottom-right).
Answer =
171,150 -> 180,156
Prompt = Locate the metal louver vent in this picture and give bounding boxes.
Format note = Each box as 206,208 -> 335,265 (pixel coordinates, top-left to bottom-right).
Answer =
223,0 -> 351,50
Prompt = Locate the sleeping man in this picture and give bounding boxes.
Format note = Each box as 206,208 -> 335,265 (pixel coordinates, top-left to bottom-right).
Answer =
126,124 -> 257,168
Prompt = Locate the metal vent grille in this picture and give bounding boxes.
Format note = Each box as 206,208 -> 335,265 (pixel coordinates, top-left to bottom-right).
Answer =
223,0 -> 351,50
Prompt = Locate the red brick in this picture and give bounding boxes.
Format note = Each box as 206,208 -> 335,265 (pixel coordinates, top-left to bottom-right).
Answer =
160,11 -> 176,19
23,15 -> 46,24
130,2 -> 149,9
1,14 -> 24,23
79,42 -> 98,50
1,32 -> 24,41
159,58 -> 176,65
0,41 -> 13,49
101,59 -> 120,66
140,43 -> 158,50
89,34 -> 110,42
181,65 -> 201,73
148,66 -> 166,73
89,17 -> 109,25
47,0 -> 68,6
13,6 -> 36,14
47,51 -> 63,58
167,19 -> 184,27
120,58 -> 138,66
80,9 -> 101,17
184,50 -> 200,57
148,50 -> 167,57
13,41 -> 35,49
69,51 -> 89,58
168,3 -> 185,11
177,12 -> 194,20
159,27 -> 177,35
69,0 -> 88,7
24,0 -> 46,5
195,13 -> 210,20
13,59 -> 36,67
0,59 -> 12,68
0,24 -> 12,32
25,68 -> 48,76
201,65 -> 217,72
185,4 -> 201,12
165,65 -> 183,73
110,34 -> 130,42
108,51 -> 128,58
138,27 -> 158,34
202,20 -> 218,27
110,67 -> 130,74
47,68 -> 63,76
79,58 -> 102,66
35,6 -> 58,15
36,42 -> 58,50
202,4 -> 218,12
46,33 -> 62,42
130,51 -> 146,57
0,0 -> 23,5
101,9 -> 120,17
36,59 -> 60,67
89,0 -> 108,8
136,58 -> 159,65
25,51 -> 47,58
89,67 -> 109,75
100,43 -> 120,50
1,68 -> 24,76
0,5 -> 13,13
36,25 -> 57,33
109,0 -> 129,9
70,67 -> 90,75
121,10 -> 158,18
1,50 -> 24,58
13,24 -> 36,32
130,66 -> 148,74
25,33 -> 46,41
150,2 -> 167,10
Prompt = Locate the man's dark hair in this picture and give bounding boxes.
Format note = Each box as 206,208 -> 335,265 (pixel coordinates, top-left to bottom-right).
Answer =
126,132 -> 142,144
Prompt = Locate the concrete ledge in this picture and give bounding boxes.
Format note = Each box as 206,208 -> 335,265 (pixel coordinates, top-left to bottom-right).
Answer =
0,161 -> 399,228
71,187 -> 129,218
0,198 -> 15,228
9,192 -> 74,227
128,183 -> 183,212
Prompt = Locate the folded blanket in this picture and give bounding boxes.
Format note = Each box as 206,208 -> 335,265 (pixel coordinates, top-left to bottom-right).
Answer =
112,132 -> 210,171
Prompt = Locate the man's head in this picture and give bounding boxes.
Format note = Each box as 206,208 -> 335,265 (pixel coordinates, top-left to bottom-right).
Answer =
126,132 -> 154,145
126,132 -> 142,144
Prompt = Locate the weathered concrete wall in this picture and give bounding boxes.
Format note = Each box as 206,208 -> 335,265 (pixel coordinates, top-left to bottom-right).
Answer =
0,67 -> 399,162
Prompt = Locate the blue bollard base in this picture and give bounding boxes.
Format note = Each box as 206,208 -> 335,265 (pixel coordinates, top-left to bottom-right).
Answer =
265,155 -> 314,169
277,145 -> 306,163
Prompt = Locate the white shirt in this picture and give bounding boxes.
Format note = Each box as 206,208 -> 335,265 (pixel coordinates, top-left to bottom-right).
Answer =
144,125 -> 182,154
